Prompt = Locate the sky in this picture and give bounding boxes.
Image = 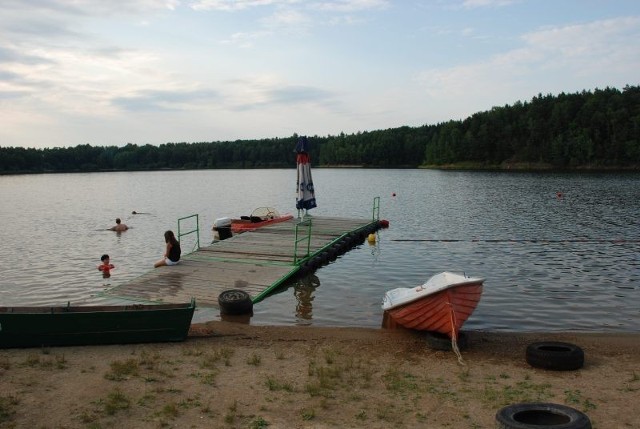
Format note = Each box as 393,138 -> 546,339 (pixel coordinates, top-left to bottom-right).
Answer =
1,0 -> 639,149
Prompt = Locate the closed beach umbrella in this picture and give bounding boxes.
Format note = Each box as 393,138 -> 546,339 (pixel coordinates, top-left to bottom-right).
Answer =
295,136 -> 317,218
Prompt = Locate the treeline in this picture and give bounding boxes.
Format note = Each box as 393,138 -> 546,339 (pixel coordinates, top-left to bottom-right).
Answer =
1,85 -> 639,173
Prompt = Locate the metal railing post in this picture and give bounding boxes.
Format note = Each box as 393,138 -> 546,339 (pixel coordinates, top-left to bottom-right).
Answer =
293,218 -> 312,264
372,196 -> 380,221
177,214 -> 200,253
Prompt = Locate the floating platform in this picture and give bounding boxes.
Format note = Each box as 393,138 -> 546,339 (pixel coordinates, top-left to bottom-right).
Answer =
103,216 -> 380,306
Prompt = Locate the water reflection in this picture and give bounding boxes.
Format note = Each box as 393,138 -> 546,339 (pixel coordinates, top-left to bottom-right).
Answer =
294,274 -> 320,325
221,312 -> 253,324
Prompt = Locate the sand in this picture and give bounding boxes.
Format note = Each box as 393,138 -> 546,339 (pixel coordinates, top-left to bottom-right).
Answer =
1,322 -> 638,428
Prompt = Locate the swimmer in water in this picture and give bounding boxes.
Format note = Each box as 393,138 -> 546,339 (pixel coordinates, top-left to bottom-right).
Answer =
97,254 -> 115,278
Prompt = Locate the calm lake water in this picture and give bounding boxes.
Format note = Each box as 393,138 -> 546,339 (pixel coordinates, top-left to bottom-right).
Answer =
0,169 -> 639,332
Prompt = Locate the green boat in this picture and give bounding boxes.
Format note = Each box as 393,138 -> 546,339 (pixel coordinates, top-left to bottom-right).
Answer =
0,299 -> 196,348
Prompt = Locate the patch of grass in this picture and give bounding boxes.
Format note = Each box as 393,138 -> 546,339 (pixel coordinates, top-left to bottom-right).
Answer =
275,350 -> 285,360
458,368 -> 471,382
305,353 -> 375,398
137,392 -> 156,407
247,353 -> 262,366
104,358 -> 139,381
482,379 -> 553,408
323,348 -> 337,364
375,403 -> 400,423
138,350 -> 160,370
0,357 -> 10,370
265,376 -> 294,392
564,389 -> 597,411
182,346 -> 205,357
384,369 -> 418,395
102,390 -> 130,415
301,408 -> 315,421
0,395 -> 19,423
24,354 -> 42,367
249,416 -> 269,428
201,347 -> 235,369
78,410 -> 98,424
199,370 -> 219,386
355,409 -> 367,421
21,353 -> 67,370
160,403 -> 180,419
224,400 -> 238,424
178,396 -> 202,410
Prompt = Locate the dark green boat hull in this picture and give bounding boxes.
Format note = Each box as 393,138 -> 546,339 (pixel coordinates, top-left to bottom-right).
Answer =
0,300 -> 195,348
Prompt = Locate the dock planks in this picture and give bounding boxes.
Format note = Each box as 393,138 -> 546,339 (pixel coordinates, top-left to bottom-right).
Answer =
104,216 -> 377,306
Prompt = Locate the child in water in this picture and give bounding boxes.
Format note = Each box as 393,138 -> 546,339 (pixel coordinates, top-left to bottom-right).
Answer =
98,254 -> 115,278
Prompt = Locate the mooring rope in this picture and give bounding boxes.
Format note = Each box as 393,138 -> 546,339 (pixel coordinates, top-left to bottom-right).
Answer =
448,303 -> 466,366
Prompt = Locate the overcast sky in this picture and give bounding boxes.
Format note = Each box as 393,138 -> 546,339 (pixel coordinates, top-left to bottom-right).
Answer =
1,0 -> 639,149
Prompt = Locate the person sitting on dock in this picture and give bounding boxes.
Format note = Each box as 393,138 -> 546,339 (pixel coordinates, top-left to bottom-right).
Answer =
154,230 -> 181,267
109,218 -> 129,232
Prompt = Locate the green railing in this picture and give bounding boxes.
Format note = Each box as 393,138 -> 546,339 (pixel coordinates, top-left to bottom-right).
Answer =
177,214 -> 200,253
293,218 -> 313,264
372,196 -> 380,221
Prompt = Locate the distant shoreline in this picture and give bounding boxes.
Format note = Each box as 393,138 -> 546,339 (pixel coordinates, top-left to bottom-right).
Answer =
2,163 -> 639,176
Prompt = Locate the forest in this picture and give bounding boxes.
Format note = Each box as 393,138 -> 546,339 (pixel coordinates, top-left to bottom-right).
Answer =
1,85 -> 639,173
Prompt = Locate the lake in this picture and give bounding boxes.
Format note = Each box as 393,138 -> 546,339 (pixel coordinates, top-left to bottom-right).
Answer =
0,169 -> 638,332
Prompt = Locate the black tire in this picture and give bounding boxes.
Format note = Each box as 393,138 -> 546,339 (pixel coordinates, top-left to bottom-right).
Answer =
218,289 -> 253,315
424,331 -> 468,351
496,402 -> 592,429
302,260 -> 316,273
526,342 -> 584,371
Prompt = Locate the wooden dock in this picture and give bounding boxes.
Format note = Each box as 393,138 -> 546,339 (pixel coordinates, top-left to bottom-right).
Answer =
104,216 -> 379,306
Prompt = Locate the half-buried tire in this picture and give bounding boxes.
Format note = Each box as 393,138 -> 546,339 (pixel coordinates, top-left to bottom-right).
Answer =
218,289 -> 253,315
526,342 -> 584,371
496,402 -> 592,429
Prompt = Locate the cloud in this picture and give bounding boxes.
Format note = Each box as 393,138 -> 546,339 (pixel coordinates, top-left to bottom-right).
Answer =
310,0 -> 389,12
218,30 -> 274,48
112,89 -> 220,111
222,75 -> 336,111
190,0 -> 293,12
190,0 -> 389,12
416,16 -> 640,116
461,0 -> 517,9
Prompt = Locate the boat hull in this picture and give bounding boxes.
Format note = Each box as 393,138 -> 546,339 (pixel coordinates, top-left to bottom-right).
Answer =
383,283 -> 483,337
0,301 -> 195,348
231,214 -> 293,233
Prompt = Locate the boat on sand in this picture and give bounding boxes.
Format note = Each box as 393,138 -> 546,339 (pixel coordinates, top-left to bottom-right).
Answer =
381,272 -> 484,338
0,300 -> 195,348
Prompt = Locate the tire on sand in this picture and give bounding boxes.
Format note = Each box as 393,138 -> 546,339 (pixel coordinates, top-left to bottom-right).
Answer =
218,289 -> 253,315
526,342 -> 584,371
424,331 -> 468,351
496,402 -> 592,429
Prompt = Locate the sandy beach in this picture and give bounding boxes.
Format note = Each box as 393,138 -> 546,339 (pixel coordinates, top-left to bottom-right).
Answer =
1,322 -> 639,428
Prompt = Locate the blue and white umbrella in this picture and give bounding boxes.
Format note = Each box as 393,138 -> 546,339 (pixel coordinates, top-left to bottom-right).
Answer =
295,136 -> 317,218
